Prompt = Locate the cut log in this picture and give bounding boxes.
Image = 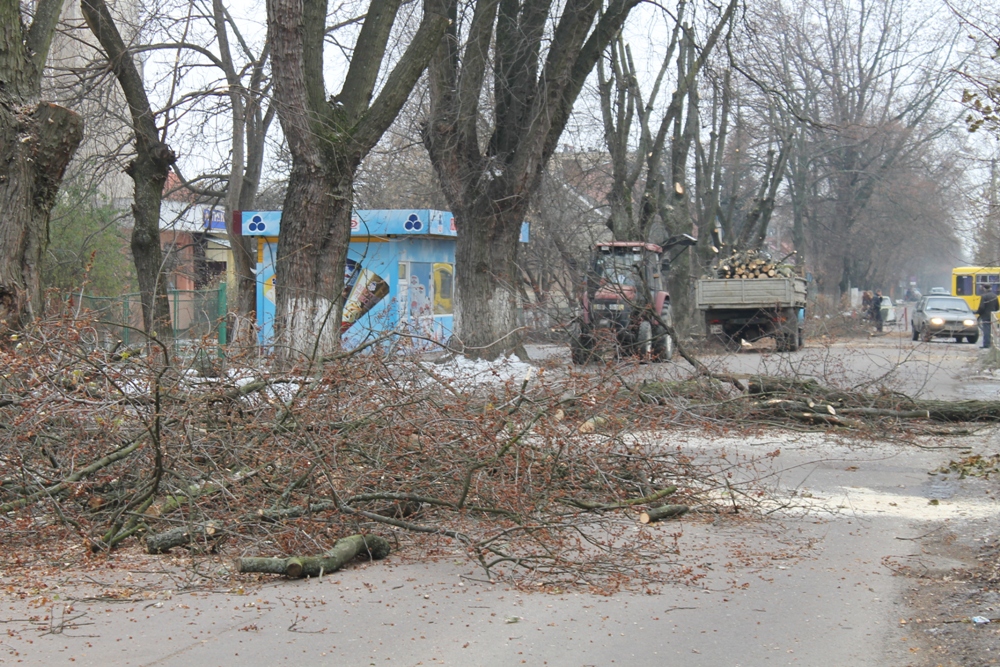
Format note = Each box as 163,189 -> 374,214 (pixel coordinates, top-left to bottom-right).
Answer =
145,521 -> 221,554
639,504 -> 689,524
237,534 -> 391,578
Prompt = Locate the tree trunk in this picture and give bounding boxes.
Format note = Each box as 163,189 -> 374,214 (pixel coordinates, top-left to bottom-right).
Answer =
450,202 -> 526,359
228,219 -> 259,345
267,0 -> 448,364
214,0 -> 273,345
128,147 -> 174,337
273,166 -> 355,361
0,102 -> 82,324
82,0 -> 174,338
423,0 -> 641,358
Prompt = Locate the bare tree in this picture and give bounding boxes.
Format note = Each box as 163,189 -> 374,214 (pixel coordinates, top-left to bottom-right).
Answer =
0,0 -> 83,324
266,0 -> 449,362
206,0 -> 275,343
82,0 -> 175,337
748,0 -> 961,295
595,0 -> 738,332
423,0 -> 642,359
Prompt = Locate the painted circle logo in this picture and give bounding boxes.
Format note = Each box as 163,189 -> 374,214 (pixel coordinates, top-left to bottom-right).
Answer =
247,214 -> 266,233
403,214 -> 422,231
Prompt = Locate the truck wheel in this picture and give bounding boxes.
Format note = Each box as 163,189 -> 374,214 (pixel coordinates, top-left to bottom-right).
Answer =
781,331 -> 800,352
652,324 -> 674,361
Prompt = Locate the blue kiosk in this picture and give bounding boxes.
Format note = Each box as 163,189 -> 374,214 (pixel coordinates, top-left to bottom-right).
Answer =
242,209 -> 528,349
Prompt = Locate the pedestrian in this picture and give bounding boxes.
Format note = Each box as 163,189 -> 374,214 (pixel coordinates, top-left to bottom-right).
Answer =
871,289 -> 884,332
861,291 -> 873,320
977,286 -> 999,348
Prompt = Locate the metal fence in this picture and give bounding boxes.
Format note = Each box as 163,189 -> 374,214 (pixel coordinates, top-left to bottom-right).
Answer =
77,284 -> 227,357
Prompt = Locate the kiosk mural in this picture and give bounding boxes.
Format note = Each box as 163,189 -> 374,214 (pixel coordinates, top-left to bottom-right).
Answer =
242,209 -> 529,349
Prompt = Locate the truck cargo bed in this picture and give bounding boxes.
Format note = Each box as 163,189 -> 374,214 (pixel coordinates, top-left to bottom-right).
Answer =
696,277 -> 807,309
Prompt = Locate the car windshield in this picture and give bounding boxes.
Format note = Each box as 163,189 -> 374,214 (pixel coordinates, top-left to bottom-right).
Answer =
925,297 -> 971,313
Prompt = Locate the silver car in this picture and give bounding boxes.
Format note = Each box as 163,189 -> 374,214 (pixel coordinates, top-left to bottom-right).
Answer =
911,296 -> 978,343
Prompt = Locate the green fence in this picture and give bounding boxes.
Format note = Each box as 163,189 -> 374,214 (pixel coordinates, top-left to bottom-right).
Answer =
78,284 -> 227,356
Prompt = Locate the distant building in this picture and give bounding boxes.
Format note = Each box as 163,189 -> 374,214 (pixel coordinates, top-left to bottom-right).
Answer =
45,0 -> 138,206
159,172 -> 232,293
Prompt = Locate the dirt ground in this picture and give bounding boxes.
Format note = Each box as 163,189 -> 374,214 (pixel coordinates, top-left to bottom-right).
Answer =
896,484 -> 1000,666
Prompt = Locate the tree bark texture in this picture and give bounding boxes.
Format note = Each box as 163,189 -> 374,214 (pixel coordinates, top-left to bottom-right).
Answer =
145,522 -> 222,554
266,0 -> 448,363
82,0 -> 175,337
237,534 -> 391,577
424,0 -> 641,359
0,0 -> 83,325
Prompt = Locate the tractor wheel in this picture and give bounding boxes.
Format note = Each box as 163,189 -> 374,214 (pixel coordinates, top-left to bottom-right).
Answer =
569,322 -> 596,365
652,324 -> 674,361
636,321 -> 653,359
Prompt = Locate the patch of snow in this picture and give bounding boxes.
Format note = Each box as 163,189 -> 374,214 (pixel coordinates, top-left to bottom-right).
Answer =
419,354 -> 537,387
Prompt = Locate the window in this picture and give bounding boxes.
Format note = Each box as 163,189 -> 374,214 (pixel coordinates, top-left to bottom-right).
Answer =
977,274 -> 1000,295
956,275 -> 974,296
433,263 -> 454,315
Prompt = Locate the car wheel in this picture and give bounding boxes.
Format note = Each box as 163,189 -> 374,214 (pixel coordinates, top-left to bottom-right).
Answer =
911,324 -> 918,341
968,334 -> 980,345
920,327 -> 931,343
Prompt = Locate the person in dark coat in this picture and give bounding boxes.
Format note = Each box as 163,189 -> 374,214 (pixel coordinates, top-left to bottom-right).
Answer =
870,290 -> 884,332
977,286 -> 999,348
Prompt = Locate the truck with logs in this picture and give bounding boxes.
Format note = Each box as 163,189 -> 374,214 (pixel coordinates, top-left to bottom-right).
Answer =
696,250 -> 807,351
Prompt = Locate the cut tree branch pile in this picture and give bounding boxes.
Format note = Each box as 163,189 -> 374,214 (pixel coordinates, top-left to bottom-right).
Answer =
0,312 -> 717,588
3,313 -> 997,589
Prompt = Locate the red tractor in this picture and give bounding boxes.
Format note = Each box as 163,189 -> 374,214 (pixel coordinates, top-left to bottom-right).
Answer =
569,235 -> 696,364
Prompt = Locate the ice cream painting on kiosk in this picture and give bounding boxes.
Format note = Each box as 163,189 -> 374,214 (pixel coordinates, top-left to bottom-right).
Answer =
241,209 -> 529,349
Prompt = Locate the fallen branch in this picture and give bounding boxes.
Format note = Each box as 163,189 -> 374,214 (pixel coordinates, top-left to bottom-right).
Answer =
145,521 -> 222,554
560,486 -> 678,511
237,534 -> 391,578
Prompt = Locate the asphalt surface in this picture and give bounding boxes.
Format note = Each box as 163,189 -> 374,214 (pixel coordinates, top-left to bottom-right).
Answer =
3,333 -> 998,666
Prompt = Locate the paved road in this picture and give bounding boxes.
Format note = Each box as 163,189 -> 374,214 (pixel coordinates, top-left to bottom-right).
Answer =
3,335 -> 997,666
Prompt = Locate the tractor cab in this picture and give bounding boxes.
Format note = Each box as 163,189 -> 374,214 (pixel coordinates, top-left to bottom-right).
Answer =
572,235 -> 695,364
590,242 -> 668,308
